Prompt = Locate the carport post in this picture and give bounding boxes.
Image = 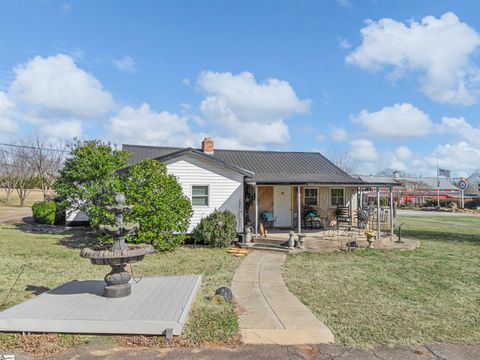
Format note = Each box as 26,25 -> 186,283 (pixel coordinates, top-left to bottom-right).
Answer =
389,186 -> 394,237
359,187 -> 363,209
297,185 -> 301,234
376,187 -> 381,241
255,185 -> 259,236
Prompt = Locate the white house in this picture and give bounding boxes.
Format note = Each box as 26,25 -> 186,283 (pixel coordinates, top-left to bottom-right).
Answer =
123,138 -> 370,234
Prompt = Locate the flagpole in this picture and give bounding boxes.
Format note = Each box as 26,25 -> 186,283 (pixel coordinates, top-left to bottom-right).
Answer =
437,152 -> 440,208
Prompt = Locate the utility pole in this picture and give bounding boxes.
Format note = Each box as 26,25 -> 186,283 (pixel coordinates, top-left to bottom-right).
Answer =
436,152 -> 440,208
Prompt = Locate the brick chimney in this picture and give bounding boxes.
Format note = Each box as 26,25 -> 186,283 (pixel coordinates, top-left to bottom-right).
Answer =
201,138 -> 214,155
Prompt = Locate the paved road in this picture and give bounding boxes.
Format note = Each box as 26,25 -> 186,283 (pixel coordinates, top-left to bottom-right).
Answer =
397,209 -> 479,217
9,342 -> 480,359
0,207 -> 32,224
231,250 -> 334,345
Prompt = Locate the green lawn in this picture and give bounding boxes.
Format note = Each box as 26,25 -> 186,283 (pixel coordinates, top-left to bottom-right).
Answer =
284,214 -> 480,347
0,224 -> 241,351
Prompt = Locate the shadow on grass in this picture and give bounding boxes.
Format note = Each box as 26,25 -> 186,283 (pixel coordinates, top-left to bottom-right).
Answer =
401,229 -> 480,245
25,285 -> 50,295
57,233 -> 100,249
11,220 -> 102,250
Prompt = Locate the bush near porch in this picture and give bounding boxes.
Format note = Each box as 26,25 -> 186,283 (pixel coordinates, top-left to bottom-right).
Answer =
0,224 -> 241,352
284,214 -> 480,347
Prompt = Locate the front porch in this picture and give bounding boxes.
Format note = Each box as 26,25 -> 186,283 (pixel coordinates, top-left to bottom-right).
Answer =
246,184 -> 359,233
256,228 -> 419,252
244,182 -> 403,251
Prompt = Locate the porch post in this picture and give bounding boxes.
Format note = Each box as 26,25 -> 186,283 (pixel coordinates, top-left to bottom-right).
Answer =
359,187 -> 363,209
297,185 -> 301,234
255,185 -> 259,236
376,186 -> 381,241
389,186 -> 394,237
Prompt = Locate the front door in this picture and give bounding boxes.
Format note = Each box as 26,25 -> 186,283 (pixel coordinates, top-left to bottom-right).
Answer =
274,185 -> 292,227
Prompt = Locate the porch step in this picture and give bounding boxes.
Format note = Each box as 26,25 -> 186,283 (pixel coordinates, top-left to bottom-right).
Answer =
239,242 -> 290,252
254,237 -> 289,246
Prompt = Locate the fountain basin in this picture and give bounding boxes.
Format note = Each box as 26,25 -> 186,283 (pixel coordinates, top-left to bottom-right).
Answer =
80,244 -> 154,265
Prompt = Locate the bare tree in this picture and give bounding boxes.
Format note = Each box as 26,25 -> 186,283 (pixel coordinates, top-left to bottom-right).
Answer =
22,135 -> 66,200
329,147 -> 356,174
12,144 -> 36,207
0,146 -> 19,205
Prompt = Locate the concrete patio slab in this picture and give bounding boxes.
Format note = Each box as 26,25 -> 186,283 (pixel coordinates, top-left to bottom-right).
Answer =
0,275 -> 202,336
232,250 -> 334,345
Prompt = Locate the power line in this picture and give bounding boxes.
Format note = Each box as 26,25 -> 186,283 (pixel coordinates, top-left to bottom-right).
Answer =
0,142 -> 68,153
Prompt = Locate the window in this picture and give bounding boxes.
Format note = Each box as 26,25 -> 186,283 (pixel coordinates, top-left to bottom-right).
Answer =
304,188 -> 318,206
331,188 -> 344,207
192,185 -> 209,206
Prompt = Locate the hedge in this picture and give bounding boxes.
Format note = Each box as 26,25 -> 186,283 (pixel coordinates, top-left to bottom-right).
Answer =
192,210 -> 237,248
32,201 -> 56,225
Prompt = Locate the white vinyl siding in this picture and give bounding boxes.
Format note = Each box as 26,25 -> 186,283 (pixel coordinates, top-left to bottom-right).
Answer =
166,155 -> 244,233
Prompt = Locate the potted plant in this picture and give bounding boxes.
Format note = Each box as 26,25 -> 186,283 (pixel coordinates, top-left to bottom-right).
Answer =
365,229 -> 376,248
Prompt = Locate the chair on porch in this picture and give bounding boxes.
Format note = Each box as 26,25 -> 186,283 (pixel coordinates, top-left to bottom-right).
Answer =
262,212 -> 277,228
303,208 -> 322,229
336,205 -> 352,230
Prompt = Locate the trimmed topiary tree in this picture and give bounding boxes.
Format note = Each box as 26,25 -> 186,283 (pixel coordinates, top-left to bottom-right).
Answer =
120,160 -> 193,251
193,209 -> 237,248
32,201 -> 56,225
53,140 -> 130,229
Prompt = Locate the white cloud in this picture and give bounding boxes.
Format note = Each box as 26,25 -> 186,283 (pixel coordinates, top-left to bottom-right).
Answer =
316,134 -> 325,143
107,103 -> 196,146
198,71 -> 310,148
395,146 -> 412,161
62,2 -> 71,11
430,142 -> 480,175
390,159 -> 407,172
112,56 -> 136,72
336,0 -> 352,9
337,37 -> 352,49
350,138 -> 378,162
436,116 -> 480,145
9,54 -> 115,118
0,91 -> 18,133
41,119 -> 83,140
331,127 -> 348,141
347,12 -> 480,105
352,103 -> 432,138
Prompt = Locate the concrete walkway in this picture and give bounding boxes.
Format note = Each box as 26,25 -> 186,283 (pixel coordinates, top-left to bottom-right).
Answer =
231,250 -> 334,345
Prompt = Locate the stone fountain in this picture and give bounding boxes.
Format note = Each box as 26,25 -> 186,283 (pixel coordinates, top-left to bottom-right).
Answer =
80,193 -> 154,298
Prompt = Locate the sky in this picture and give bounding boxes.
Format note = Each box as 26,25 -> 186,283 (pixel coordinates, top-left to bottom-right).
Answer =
1,0 -> 480,177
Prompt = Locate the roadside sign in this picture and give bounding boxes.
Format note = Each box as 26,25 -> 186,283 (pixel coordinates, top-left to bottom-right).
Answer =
458,179 -> 468,190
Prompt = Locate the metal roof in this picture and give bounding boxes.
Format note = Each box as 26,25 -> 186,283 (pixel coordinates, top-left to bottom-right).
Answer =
357,175 -> 398,186
123,144 -> 366,185
152,148 -> 254,176
356,175 -> 460,190
400,176 -> 459,190
124,144 -> 181,165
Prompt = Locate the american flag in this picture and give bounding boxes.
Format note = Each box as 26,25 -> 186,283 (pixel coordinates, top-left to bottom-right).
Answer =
438,168 -> 451,177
